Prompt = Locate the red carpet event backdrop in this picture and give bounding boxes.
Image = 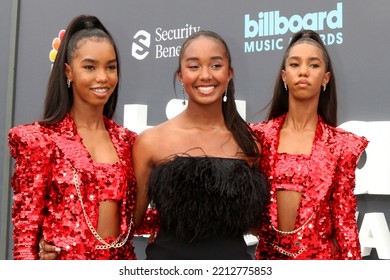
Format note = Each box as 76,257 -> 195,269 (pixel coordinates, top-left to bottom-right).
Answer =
0,0 -> 389,260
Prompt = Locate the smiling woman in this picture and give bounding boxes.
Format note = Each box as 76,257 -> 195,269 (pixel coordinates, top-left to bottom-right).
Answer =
132,30 -> 270,260
7,15 -> 140,260
65,38 -> 118,108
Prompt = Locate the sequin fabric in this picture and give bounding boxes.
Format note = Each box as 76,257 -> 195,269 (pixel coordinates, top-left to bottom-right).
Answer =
251,115 -> 368,260
8,114 -> 144,260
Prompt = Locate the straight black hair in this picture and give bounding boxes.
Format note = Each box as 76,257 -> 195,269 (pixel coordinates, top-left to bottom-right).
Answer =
267,29 -> 337,126
42,14 -> 120,123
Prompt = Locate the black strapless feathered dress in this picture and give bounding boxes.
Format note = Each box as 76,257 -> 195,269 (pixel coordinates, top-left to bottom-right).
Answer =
146,156 -> 269,260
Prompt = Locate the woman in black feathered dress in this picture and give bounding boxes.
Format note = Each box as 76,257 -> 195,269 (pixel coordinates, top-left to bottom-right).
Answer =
132,30 -> 270,260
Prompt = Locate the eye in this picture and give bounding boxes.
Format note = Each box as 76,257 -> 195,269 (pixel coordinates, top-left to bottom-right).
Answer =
84,65 -> 94,70
107,65 -> 117,71
211,63 -> 222,69
187,64 -> 199,70
289,63 -> 299,68
310,64 -> 320,68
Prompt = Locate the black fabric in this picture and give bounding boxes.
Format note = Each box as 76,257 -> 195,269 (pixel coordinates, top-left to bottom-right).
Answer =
147,156 -> 270,260
146,229 -> 251,260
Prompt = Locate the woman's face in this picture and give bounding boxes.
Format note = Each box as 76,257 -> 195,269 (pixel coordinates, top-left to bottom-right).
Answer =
282,42 -> 330,102
177,36 -> 232,106
65,37 -> 118,111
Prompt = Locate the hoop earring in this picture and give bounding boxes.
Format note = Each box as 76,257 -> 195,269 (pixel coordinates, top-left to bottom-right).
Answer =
181,83 -> 186,105
67,79 -> 71,88
323,84 -> 327,92
284,82 -> 288,91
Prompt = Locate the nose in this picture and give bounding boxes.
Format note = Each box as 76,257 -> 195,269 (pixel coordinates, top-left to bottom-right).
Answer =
298,65 -> 308,77
96,68 -> 108,83
199,67 -> 212,80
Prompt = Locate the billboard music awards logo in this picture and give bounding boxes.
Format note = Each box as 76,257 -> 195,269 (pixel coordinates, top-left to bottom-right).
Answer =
49,30 -> 65,65
244,2 -> 344,53
131,23 -> 201,60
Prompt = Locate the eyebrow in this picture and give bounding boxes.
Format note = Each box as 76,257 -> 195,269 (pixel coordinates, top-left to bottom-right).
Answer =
185,56 -> 224,62
81,58 -> 117,64
288,56 -> 321,62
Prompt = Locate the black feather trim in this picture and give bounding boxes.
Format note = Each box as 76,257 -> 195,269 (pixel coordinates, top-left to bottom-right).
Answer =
148,156 -> 270,241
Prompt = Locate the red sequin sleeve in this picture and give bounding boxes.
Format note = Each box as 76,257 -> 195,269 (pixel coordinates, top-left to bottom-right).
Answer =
8,125 -> 52,260
331,134 -> 368,259
133,208 -> 160,235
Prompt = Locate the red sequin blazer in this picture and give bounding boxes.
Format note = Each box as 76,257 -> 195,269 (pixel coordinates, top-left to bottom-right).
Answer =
251,115 -> 368,259
8,114 -> 140,259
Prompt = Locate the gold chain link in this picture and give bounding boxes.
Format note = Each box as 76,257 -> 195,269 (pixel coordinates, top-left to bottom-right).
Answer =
270,211 -> 315,235
269,242 -> 306,258
73,168 -> 132,250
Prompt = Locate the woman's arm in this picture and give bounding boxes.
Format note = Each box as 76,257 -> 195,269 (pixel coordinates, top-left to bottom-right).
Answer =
8,126 -> 51,260
132,130 -> 156,228
331,135 -> 368,259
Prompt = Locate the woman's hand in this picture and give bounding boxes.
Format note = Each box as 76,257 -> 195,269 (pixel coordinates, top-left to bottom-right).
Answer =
38,239 -> 61,260
147,231 -> 158,245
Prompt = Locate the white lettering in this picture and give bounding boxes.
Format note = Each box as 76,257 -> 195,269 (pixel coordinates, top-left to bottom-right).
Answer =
244,38 -> 284,53
155,24 -> 200,42
123,104 -> 150,134
320,32 -> 343,45
339,121 -> 390,195
359,213 -> 390,259
155,45 -> 181,59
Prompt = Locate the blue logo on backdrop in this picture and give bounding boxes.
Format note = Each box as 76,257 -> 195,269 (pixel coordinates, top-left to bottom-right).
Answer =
244,2 -> 344,53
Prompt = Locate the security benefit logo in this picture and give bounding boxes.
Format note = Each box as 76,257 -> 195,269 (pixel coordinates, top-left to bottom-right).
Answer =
244,2 -> 344,53
131,24 -> 201,60
132,30 -> 151,60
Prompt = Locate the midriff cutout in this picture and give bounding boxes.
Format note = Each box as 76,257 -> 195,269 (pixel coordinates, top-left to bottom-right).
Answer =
276,190 -> 302,232
97,200 -> 120,238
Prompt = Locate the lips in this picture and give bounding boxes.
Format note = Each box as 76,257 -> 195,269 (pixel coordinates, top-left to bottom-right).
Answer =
296,79 -> 310,86
197,86 -> 215,95
91,87 -> 110,96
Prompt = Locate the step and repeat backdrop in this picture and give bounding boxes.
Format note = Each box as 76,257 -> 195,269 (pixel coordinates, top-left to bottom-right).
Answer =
1,0 -> 389,259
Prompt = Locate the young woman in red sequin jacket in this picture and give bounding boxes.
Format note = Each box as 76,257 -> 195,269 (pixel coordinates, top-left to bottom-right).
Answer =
8,15 -> 156,260
9,115 -> 137,260
251,30 -> 368,259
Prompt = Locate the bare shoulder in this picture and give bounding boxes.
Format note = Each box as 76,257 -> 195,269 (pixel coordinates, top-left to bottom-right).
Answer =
133,120 -> 177,161
136,121 -> 171,144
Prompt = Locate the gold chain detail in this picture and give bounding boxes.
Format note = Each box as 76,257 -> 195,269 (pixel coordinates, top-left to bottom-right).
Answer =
270,211 -> 315,235
269,242 -> 306,258
73,169 -> 132,250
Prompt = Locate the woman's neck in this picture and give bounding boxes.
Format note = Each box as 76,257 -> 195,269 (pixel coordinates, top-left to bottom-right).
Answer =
181,102 -> 226,130
283,111 -> 318,132
70,107 -> 106,131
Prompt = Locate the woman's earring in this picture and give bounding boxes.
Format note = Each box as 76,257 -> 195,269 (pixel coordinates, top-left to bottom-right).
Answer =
223,82 -> 229,102
181,83 -> 186,105
323,84 -> 327,92
284,82 -> 288,91
67,79 -> 71,88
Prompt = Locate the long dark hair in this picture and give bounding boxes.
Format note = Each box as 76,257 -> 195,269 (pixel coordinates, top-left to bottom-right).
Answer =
267,29 -> 337,126
175,30 -> 260,159
42,14 -> 120,123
